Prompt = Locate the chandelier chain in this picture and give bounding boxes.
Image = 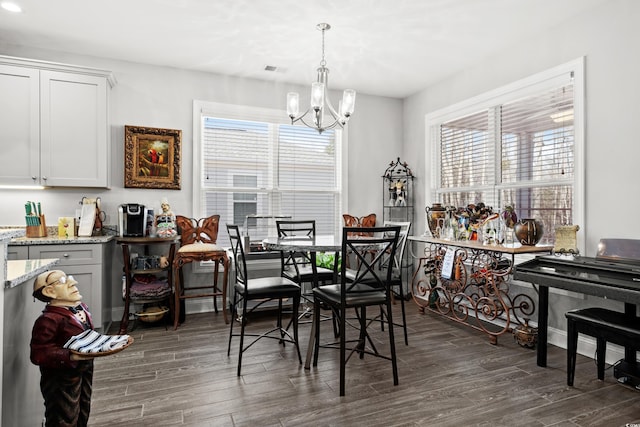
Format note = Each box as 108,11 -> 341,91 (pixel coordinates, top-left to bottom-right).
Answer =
320,26 -> 326,67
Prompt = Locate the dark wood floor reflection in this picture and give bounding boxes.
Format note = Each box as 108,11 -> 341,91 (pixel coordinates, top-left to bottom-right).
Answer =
89,301 -> 640,426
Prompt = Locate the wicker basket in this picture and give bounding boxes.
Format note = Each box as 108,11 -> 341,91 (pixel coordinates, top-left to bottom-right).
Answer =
136,306 -> 169,323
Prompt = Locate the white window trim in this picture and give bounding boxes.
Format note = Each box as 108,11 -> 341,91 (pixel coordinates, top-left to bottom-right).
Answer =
424,57 -> 585,254
192,99 -> 348,237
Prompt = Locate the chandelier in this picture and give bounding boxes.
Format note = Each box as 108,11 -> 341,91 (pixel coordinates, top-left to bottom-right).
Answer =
286,23 -> 356,133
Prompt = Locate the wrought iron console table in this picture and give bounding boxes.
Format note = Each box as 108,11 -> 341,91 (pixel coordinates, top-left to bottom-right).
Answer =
408,235 -> 553,344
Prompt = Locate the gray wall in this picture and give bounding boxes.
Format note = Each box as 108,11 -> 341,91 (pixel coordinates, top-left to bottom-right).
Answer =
402,0 -> 640,348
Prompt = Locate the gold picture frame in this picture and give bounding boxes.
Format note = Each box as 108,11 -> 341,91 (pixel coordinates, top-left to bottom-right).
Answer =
124,125 -> 181,189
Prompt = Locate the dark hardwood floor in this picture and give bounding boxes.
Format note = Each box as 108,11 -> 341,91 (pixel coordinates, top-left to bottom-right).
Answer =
89,301 -> 640,426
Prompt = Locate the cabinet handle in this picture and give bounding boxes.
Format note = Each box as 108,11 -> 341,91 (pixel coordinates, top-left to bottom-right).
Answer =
63,253 -> 69,258
32,176 -> 37,181
42,176 -> 48,181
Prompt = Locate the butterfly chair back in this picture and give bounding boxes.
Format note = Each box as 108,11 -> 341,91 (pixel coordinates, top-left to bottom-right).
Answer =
342,213 -> 376,236
312,225 -> 401,396
173,215 -> 229,329
176,215 -> 219,245
226,224 -> 302,376
342,213 -> 377,267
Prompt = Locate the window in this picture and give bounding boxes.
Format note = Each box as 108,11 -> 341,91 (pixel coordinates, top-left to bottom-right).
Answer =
193,101 -> 343,248
427,58 -> 584,248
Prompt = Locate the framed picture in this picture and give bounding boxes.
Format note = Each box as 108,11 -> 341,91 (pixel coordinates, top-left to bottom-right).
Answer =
124,125 -> 181,189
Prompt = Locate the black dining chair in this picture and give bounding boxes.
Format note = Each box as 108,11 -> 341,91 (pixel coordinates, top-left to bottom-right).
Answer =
312,225 -> 401,396
344,222 -> 412,345
226,224 -> 303,376
276,220 -> 337,319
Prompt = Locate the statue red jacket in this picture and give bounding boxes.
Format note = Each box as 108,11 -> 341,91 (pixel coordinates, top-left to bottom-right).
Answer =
30,303 -> 94,370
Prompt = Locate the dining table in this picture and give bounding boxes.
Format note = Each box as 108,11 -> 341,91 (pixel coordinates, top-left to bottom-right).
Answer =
262,235 -> 342,369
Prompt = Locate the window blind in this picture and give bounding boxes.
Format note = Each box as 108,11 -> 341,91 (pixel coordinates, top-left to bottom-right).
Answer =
500,83 -> 574,232
200,115 -> 341,247
439,109 -> 497,208
435,71 -> 576,244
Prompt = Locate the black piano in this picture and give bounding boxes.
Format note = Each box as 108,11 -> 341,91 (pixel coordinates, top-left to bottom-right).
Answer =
515,253 -> 640,382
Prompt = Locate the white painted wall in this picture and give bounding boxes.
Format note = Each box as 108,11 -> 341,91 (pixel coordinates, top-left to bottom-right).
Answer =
403,0 -> 640,352
0,46 -> 402,228
404,0 -> 640,253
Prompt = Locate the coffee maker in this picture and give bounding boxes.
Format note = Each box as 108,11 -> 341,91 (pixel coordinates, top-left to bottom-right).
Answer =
118,204 -> 148,237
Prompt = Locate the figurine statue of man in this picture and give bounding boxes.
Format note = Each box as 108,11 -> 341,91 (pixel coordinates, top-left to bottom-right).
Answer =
30,270 -> 95,427
156,197 -> 177,238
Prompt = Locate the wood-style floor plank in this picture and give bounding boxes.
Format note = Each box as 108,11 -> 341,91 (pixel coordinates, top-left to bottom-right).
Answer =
87,301 -> 640,426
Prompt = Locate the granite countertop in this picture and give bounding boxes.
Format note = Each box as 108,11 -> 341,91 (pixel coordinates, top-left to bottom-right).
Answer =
1,225 -> 115,245
10,235 -> 114,245
5,258 -> 60,289
2,228 -> 111,289
0,228 -> 26,243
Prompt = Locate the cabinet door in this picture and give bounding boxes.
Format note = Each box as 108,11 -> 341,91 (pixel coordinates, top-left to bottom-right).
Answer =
28,243 -> 102,266
63,263 -> 104,331
0,65 -> 40,186
40,70 -> 109,187
7,245 -> 29,260
28,244 -> 107,330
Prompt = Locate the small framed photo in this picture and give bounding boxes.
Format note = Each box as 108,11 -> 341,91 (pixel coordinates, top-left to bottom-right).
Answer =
124,125 -> 181,189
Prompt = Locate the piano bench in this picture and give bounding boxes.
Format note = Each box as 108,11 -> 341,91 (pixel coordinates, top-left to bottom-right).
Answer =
565,307 -> 640,386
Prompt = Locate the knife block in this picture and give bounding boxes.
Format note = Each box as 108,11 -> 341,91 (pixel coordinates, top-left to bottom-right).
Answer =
26,215 -> 47,238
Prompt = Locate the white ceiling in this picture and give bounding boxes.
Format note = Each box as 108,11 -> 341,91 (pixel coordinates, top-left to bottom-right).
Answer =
0,0 -> 607,98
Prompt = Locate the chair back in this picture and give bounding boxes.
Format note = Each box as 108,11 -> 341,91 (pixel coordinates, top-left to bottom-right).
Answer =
382,221 -> 412,277
276,220 -> 316,238
276,220 -> 316,279
341,226 -> 400,297
342,213 -> 376,236
227,224 -> 248,286
176,215 -> 220,245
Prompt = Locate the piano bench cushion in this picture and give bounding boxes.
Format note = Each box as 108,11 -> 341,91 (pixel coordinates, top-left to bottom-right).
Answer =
566,307 -> 640,348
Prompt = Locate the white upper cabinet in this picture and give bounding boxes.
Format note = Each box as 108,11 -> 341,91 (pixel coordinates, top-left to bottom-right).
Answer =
0,64 -> 39,186
0,56 -> 115,188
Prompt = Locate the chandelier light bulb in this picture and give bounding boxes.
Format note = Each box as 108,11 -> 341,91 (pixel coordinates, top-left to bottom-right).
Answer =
341,89 -> 356,117
311,82 -> 325,110
287,92 -> 299,118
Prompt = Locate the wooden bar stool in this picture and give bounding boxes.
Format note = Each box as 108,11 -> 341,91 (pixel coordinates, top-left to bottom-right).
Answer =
173,215 -> 229,329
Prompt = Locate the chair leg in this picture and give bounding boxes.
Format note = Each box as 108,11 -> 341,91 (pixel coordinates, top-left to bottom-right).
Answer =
359,306 -> 367,359
277,299 -> 284,343
596,337 -> 606,381
212,261 -> 219,313
339,304 -> 346,397
237,298 -> 248,376
377,285 -> 408,346
292,294 -> 302,364
398,286 -> 409,346
385,299 -> 399,386
313,298 -> 321,367
173,267 -> 182,330
227,291 -> 238,356
567,318 -> 578,386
